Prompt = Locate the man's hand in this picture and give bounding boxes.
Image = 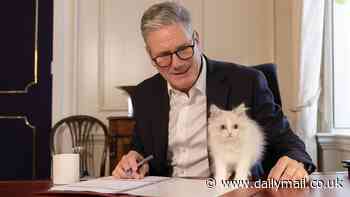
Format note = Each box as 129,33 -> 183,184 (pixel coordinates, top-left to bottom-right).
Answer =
268,156 -> 309,181
112,150 -> 149,179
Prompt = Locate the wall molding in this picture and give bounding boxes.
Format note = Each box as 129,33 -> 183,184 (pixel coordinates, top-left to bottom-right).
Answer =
317,133 -> 350,171
97,0 -> 110,112
96,0 -> 135,112
72,0 -> 80,114
317,133 -> 350,150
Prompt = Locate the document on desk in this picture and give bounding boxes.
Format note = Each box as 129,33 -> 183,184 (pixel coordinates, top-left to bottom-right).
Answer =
50,176 -> 170,194
127,177 -> 232,197
50,176 -> 235,197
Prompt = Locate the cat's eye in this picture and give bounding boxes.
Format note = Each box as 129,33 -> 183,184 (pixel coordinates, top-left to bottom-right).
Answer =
233,124 -> 238,129
220,125 -> 226,130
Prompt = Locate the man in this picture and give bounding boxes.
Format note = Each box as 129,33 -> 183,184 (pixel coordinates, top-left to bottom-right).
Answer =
112,1 -> 315,180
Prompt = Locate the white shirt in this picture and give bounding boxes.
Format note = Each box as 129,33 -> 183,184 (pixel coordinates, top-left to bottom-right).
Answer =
167,56 -> 210,177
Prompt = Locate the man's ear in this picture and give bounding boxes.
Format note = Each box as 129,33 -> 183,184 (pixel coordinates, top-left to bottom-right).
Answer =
193,30 -> 202,46
233,103 -> 248,117
193,30 -> 203,53
193,30 -> 199,43
145,45 -> 152,57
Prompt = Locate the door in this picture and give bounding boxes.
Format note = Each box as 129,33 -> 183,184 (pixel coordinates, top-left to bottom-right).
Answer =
0,0 -> 53,180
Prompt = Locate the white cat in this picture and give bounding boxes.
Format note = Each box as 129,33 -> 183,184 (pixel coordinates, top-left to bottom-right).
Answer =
208,103 -> 265,181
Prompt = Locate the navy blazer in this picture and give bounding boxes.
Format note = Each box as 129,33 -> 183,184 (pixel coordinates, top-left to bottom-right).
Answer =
130,56 -> 315,179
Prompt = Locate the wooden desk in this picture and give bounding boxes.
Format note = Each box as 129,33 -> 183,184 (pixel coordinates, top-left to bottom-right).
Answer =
107,116 -> 135,172
1,172 -> 349,197
0,180 -> 137,197
0,180 -> 51,197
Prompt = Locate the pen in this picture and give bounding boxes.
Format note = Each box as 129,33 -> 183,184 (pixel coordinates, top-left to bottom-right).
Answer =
125,155 -> 154,176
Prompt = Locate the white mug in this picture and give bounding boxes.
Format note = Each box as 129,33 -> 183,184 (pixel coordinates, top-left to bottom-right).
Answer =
52,153 -> 80,185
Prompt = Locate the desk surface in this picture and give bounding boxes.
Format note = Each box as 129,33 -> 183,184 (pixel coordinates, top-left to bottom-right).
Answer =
0,172 -> 349,197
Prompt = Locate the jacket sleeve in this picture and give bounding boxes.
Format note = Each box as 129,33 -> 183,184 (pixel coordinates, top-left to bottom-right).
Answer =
251,71 -> 316,174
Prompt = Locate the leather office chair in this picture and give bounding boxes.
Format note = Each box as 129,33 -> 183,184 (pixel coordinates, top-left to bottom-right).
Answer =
252,63 -> 282,107
252,63 -> 284,177
50,115 -> 109,178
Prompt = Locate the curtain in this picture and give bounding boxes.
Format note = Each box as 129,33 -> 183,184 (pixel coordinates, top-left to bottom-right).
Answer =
318,0 -> 333,136
290,0 -> 325,165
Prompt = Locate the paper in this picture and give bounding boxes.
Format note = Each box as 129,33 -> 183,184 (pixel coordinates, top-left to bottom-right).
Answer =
128,178 -> 212,197
50,176 -> 170,194
127,178 -> 234,197
50,176 -> 236,197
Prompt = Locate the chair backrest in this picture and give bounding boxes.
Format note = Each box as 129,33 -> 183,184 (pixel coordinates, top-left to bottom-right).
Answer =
50,115 -> 109,177
252,63 -> 282,107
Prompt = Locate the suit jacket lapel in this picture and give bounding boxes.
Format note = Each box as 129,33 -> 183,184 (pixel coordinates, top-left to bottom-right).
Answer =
206,57 -> 231,113
151,76 -> 170,175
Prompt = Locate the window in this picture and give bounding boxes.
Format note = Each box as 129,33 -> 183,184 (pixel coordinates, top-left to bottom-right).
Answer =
332,0 -> 350,129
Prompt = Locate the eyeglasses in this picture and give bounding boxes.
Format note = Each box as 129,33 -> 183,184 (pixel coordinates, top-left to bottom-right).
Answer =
151,35 -> 196,68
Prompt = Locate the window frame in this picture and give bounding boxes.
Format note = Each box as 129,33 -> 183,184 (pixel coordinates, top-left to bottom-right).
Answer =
330,0 -> 350,133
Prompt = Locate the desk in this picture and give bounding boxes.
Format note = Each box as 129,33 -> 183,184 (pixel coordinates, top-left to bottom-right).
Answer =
0,180 -> 136,197
1,172 -> 349,197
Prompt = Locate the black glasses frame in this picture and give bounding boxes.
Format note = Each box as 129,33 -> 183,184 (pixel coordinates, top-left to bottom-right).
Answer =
151,34 -> 196,68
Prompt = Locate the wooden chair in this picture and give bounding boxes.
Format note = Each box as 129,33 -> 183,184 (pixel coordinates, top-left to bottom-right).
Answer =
50,115 -> 109,178
252,63 -> 282,107
252,63 -> 284,176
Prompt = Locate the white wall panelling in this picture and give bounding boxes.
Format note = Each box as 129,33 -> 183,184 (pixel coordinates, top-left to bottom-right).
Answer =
98,0 -> 159,112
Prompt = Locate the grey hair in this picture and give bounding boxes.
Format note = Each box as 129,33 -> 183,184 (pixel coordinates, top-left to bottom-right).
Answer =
141,1 -> 193,42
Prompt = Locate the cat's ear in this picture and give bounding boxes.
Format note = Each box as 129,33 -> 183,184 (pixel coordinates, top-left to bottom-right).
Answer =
233,103 -> 248,116
210,104 -> 221,117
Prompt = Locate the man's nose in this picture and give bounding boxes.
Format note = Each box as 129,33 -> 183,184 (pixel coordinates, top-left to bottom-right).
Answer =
170,53 -> 183,68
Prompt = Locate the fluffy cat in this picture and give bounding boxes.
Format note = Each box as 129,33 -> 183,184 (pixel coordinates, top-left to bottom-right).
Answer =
208,103 -> 265,181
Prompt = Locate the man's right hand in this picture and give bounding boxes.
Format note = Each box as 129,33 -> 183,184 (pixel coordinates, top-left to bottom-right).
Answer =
112,150 -> 149,179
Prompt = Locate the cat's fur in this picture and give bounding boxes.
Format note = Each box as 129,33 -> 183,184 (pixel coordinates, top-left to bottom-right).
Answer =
208,103 -> 265,181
